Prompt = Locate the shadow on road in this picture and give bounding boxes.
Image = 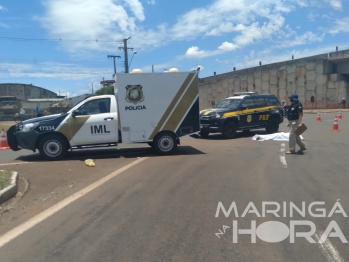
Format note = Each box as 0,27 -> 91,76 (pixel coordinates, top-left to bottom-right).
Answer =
15,146 -> 205,162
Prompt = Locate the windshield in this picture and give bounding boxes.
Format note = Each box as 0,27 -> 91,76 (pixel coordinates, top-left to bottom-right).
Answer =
214,99 -> 242,110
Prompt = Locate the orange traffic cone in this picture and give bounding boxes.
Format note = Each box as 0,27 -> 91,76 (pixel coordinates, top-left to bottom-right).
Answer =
316,112 -> 322,122
0,129 -> 10,149
338,110 -> 343,120
331,117 -> 340,131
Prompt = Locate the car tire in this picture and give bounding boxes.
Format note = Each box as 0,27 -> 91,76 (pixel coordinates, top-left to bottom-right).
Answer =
38,134 -> 67,161
199,131 -> 209,137
147,142 -> 154,147
222,121 -> 237,139
266,118 -> 279,134
153,132 -> 177,155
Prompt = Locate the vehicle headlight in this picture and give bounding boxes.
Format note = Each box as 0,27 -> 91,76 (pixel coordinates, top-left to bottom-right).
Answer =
215,113 -> 222,119
210,113 -> 222,119
22,122 -> 39,132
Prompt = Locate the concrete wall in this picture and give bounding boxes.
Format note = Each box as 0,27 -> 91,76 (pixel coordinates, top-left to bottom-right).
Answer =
0,83 -> 58,100
337,62 -> 349,75
329,49 -> 349,61
21,101 -> 65,110
199,53 -> 349,110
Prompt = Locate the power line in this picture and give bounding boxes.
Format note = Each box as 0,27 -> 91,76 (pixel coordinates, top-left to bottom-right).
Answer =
0,64 -> 124,69
0,58 -> 124,68
0,58 -> 123,65
129,51 -> 137,68
0,70 -> 113,74
0,75 -> 108,80
0,36 -> 123,43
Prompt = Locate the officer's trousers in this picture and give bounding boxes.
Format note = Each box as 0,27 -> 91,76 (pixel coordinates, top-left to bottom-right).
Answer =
289,119 -> 305,152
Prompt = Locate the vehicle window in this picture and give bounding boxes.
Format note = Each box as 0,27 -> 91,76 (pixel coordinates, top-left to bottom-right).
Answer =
254,98 -> 267,107
240,98 -> 255,109
76,98 -> 111,115
266,97 -> 281,106
213,99 -> 242,110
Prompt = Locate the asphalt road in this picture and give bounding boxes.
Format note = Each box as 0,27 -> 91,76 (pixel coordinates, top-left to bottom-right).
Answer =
1,112 -> 349,261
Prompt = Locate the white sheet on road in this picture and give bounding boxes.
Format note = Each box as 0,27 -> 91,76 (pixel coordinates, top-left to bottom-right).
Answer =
252,132 -> 304,141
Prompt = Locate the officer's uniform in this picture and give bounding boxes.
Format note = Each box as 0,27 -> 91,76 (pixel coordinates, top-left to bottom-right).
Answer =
287,96 -> 306,153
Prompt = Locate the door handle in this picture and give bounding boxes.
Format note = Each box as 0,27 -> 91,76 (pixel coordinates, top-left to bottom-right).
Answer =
254,110 -> 257,112
104,117 -> 114,120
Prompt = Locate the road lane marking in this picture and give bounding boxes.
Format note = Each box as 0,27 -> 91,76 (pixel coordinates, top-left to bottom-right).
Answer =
314,231 -> 344,262
0,162 -> 33,166
279,143 -> 287,168
0,157 -> 148,248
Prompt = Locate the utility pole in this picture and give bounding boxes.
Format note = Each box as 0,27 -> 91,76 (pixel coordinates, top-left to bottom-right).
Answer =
107,55 -> 121,77
92,83 -> 94,94
118,37 -> 133,73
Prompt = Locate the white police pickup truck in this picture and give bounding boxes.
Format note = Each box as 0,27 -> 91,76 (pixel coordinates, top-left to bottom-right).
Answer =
7,70 -> 200,160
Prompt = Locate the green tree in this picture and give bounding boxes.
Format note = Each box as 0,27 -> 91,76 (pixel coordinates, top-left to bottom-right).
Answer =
95,85 -> 114,95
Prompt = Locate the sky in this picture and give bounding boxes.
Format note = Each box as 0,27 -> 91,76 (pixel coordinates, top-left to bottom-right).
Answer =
0,0 -> 349,97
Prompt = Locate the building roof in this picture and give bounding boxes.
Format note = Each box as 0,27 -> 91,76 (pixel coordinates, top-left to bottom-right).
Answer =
0,83 -> 58,96
100,80 -> 115,84
26,98 -> 65,102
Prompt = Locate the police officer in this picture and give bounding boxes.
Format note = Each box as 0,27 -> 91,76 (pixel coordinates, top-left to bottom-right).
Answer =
35,106 -> 42,117
286,94 -> 306,154
341,97 -> 346,108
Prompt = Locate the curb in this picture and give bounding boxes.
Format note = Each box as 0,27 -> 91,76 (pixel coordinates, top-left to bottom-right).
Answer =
304,111 -> 349,114
0,171 -> 18,205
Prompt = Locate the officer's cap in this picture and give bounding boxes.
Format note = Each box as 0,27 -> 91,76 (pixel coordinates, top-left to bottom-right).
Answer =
288,93 -> 299,101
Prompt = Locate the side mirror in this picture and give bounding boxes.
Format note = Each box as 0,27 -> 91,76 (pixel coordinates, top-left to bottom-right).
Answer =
240,106 -> 247,111
72,110 -> 79,117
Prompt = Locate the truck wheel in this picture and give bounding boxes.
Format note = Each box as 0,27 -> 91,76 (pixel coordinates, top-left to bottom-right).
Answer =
199,131 -> 209,137
266,118 -> 279,134
222,121 -> 237,139
153,132 -> 177,155
38,134 -> 67,161
147,142 -> 154,147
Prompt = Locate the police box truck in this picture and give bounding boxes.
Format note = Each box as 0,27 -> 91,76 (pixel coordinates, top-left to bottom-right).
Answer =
6,70 -> 200,160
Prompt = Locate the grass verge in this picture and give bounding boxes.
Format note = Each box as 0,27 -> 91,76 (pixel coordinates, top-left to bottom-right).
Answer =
0,170 -> 12,190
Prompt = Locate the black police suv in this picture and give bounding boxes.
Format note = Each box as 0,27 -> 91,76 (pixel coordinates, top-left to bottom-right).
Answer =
199,93 -> 284,139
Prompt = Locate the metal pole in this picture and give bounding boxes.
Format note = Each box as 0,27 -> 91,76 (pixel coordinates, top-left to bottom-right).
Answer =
124,38 -> 129,73
107,55 -> 121,76
113,58 -> 116,75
